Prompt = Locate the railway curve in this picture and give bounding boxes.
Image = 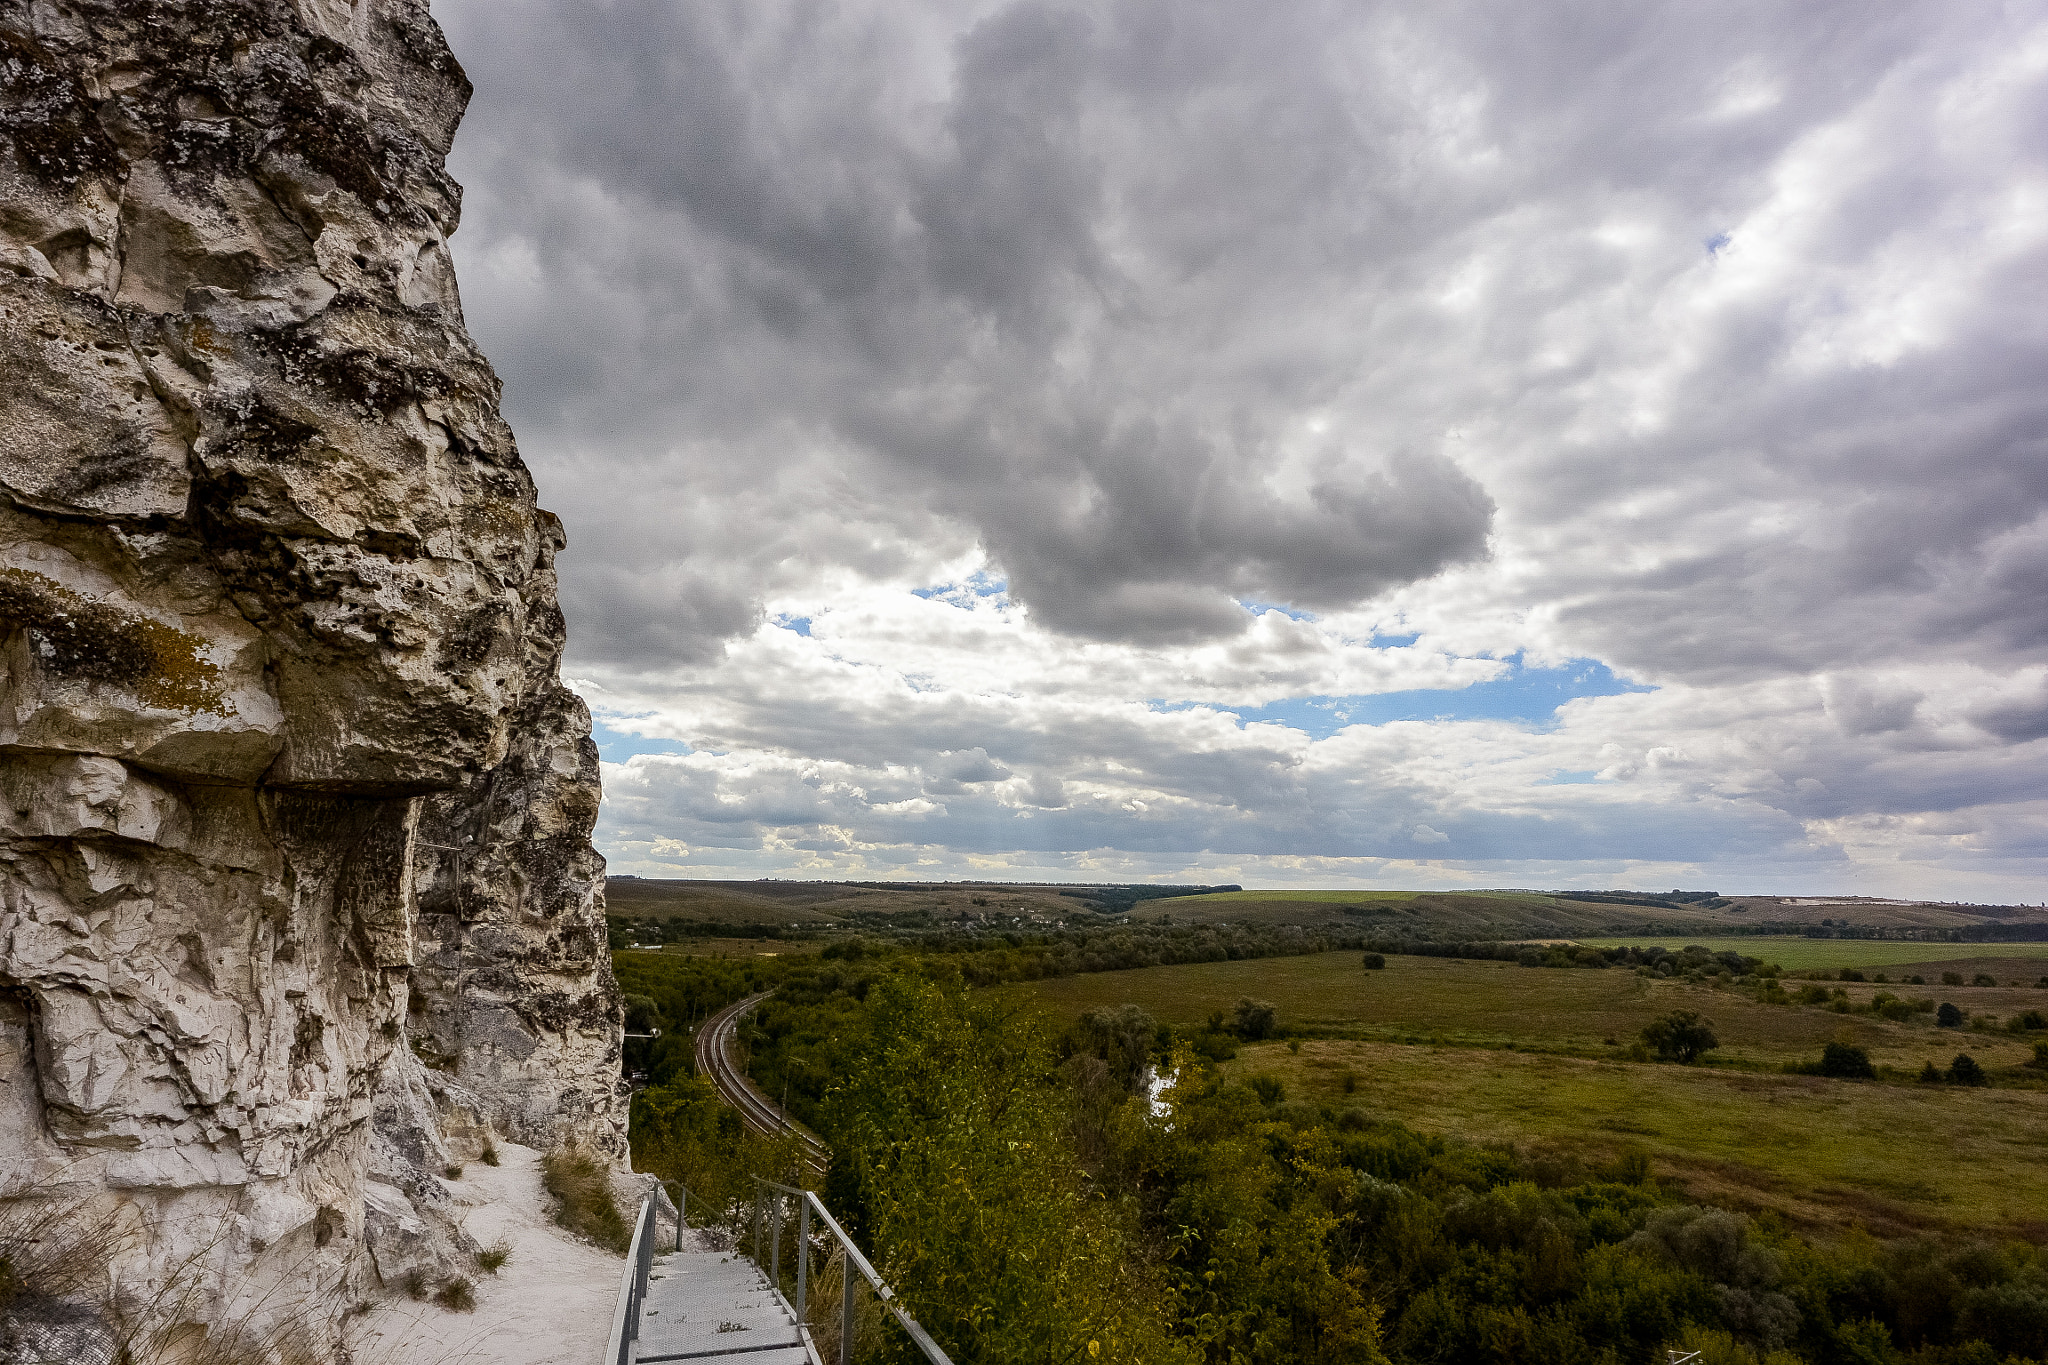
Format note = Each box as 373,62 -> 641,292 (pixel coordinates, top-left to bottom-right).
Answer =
693,991 -> 830,1177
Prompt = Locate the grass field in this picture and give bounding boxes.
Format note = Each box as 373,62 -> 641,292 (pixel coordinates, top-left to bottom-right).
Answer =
1222,1039 -> 2048,1238
1576,935 -> 2048,974
1001,949 -> 2048,1236
1000,951 -> 2046,1069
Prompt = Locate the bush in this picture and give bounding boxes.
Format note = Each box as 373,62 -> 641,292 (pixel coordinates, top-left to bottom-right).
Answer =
2007,1009 -> 2047,1032
1362,953 -> 1386,970
1839,968 -> 1865,983
1232,997 -> 1278,1041
1249,1074 -> 1286,1104
1938,1002 -> 1965,1028
1640,1010 -> 1718,1064
2033,1041 -> 2048,1070
1972,974 -> 1998,987
541,1145 -> 631,1253
1920,1061 -> 1944,1084
476,1241 -> 512,1274
1818,1042 -> 1876,1079
1943,972 -> 1965,986
1947,1054 -> 1987,1087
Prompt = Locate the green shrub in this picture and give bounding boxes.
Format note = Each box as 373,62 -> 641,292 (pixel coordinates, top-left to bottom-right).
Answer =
1362,953 -> 1386,970
2031,1041 -> 2048,1070
1938,1002 -> 1965,1027
2006,1009 -> 2047,1032
1947,1054 -> 1987,1087
434,1276 -> 477,1312
1818,1042 -> 1876,1079
1944,972 -> 1965,986
1641,1010 -> 1718,1064
1972,974 -> 1998,987
1232,997 -> 1278,1040
476,1241 -> 511,1274
1920,1061 -> 1944,1084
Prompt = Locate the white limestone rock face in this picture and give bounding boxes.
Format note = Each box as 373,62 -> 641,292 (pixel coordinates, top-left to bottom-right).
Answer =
0,0 -> 622,1352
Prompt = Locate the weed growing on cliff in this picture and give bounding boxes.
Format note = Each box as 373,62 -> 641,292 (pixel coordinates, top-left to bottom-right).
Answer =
475,1241 -> 511,1274
432,1276 -> 476,1312
479,1131 -> 502,1167
541,1145 -> 630,1254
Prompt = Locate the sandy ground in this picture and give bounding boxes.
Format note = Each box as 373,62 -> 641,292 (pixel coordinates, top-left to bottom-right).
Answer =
349,1142 -> 626,1365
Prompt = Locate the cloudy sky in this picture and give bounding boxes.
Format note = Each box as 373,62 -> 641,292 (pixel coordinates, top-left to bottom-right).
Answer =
434,0 -> 2048,897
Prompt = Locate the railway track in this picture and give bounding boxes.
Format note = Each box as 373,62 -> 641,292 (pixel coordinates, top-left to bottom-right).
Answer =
694,991 -> 830,1176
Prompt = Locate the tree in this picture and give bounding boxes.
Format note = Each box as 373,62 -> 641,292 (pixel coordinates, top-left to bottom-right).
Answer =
1920,1061 -> 1943,1084
1362,953 -> 1387,970
1947,1054 -> 1986,1086
1818,1042 -> 1875,1079
1937,1002 -> 1964,1028
823,976 -> 1196,1365
1074,1004 -> 1159,1094
1640,1010 -> 1718,1064
1233,997 -> 1279,1041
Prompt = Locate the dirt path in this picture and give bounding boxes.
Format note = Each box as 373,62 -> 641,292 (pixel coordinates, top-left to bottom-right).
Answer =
351,1141 -> 624,1365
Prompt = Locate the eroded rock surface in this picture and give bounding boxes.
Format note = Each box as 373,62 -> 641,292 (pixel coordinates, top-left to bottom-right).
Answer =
0,0 -> 620,1349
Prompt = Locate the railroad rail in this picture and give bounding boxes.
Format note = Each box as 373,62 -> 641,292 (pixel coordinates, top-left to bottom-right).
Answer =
695,991 -> 830,1175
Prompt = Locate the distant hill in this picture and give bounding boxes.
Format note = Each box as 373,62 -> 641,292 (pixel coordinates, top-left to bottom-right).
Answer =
603,878 -> 2048,941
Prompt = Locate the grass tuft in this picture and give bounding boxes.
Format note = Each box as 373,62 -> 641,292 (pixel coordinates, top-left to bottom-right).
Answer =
475,1241 -> 511,1275
479,1131 -> 501,1167
443,1164 -> 463,1180
540,1145 -> 631,1253
433,1276 -> 477,1312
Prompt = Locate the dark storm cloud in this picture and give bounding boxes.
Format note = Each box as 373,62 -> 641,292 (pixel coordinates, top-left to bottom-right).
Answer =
438,0 -> 1516,659
435,0 -> 2048,892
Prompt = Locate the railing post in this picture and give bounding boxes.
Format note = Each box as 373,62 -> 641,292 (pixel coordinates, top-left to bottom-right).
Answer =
752,1181 -> 762,1264
770,1189 -> 781,1289
677,1183 -> 686,1251
796,1195 -> 810,1319
840,1248 -> 855,1365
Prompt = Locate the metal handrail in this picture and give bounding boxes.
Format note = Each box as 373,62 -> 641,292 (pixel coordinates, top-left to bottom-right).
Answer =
754,1178 -> 954,1365
604,1184 -> 685,1365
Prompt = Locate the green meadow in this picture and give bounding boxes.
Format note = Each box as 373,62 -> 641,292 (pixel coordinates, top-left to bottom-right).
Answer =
1001,948 -> 2048,1236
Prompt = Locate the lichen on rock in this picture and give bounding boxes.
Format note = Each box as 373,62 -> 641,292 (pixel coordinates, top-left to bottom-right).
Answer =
0,0 -> 621,1353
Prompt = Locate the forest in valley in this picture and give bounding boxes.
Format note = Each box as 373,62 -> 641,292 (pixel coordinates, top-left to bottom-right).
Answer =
614,934 -> 2048,1365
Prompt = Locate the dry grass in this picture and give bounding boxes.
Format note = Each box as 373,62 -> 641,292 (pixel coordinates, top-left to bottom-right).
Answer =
432,1276 -> 476,1312
1,1186 -> 346,1365
474,1240 -> 511,1275
540,1146 -> 630,1254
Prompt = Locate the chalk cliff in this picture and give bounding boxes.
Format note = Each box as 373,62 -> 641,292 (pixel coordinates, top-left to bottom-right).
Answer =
0,0 -> 620,1350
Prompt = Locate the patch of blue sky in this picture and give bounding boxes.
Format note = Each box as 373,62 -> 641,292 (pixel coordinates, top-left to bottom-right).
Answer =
914,571 -> 1009,603
1368,629 -> 1420,648
591,717 -> 693,763
1238,599 -> 1316,622
1539,770 -> 1602,785
1159,657 -> 1651,740
772,614 -> 813,636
